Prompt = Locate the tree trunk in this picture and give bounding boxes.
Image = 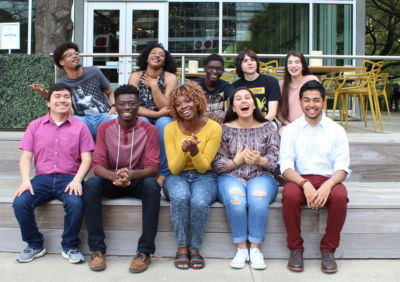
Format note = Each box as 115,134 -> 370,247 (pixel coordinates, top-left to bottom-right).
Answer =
34,0 -> 74,56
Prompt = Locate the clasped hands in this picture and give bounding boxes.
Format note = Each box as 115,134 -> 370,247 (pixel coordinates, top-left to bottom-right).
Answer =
233,145 -> 262,166
303,181 -> 333,210
112,168 -> 132,188
181,134 -> 201,156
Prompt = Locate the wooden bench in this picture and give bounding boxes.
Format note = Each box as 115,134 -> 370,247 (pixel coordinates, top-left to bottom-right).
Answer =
1,178 -> 399,259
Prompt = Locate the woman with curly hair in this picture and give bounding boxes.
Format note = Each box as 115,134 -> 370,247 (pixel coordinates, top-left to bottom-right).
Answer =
213,86 -> 280,270
128,42 -> 178,186
163,82 -> 222,270
277,50 -> 319,134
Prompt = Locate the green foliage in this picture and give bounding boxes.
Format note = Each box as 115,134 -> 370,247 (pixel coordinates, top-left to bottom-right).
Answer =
0,54 -> 54,128
365,0 -> 400,80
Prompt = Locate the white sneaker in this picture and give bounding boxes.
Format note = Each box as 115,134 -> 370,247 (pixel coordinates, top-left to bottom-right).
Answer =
62,249 -> 85,264
230,248 -> 249,269
249,248 -> 266,270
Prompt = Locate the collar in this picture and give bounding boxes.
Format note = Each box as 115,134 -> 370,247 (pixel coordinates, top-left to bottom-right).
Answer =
44,112 -> 72,125
299,113 -> 328,129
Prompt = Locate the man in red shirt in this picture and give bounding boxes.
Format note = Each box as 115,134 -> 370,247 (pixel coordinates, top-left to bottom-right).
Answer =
13,83 -> 95,264
83,84 -> 161,273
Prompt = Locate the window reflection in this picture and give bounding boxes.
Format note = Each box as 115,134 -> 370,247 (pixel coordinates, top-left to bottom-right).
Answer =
132,10 -> 158,53
93,10 -> 119,83
223,3 -> 309,67
0,0 -> 35,54
168,2 -> 219,54
313,4 -> 353,66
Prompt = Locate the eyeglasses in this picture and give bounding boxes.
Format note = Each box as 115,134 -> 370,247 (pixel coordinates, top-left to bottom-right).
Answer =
63,51 -> 80,58
206,66 -> 223,72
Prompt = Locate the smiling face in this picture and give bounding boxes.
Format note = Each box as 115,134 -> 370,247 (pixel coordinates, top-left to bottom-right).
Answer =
287,55 -> 303,78
147,47 -> 166,69
116,93 -> 139,122
241,54 -> 258,75
300,89 -> 325,122
174,95 -> 199,121
59,48 -> 81,70
232,89 -> 256,119
47,89 -> 72,115
204,60 -> 224,82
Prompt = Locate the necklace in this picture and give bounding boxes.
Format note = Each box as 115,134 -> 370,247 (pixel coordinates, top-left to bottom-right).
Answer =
115,124 -> 135,171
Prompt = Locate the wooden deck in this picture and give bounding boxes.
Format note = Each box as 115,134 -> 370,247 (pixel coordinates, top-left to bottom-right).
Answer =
1,112 -> 399,258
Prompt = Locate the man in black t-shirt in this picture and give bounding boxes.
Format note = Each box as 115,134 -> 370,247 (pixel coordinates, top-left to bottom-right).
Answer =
195,54 -> 234,123
232,50 -> 281,121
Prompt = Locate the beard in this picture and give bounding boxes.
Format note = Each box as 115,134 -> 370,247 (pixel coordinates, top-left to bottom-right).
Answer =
74,64 -> 82,71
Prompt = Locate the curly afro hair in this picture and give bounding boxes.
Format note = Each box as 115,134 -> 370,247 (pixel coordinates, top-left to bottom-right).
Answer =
169,82 -> 207,121
137,42 -> 177,74
53,42 -> 80,69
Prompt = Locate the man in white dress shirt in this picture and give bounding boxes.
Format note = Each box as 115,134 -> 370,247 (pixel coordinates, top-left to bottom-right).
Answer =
279,80 -> 350,274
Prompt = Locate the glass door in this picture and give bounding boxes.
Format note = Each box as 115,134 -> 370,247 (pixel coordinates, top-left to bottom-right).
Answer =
85,2 -> 167,87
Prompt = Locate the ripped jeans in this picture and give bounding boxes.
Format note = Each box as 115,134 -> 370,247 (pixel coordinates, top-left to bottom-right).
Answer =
217,174 -> 278,244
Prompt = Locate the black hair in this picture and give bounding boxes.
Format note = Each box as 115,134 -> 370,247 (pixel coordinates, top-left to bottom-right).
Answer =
235,49 -> 260,79
47,83 -> 72,101
281,50 -> 312,119
299,80 -> 325,100
114,84 -> 140,101
224,86 -> 269,124
53,42 -> 80,69
205,54 -> 224,67
137,42 -> 177,74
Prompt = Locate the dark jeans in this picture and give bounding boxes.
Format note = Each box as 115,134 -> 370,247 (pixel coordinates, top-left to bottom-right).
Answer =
83,176 -> 161,254
13,174 -> 83,251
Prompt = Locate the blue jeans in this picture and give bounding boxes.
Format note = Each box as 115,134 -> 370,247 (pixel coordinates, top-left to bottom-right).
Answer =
163,170 -> 217,252
140,116 -> 172,176
75,112 -> 117,139
217,174 -> 278,244
13,174 -> 83,251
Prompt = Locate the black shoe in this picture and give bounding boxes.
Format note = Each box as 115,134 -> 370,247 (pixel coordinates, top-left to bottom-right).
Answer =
287,250 -> 303,272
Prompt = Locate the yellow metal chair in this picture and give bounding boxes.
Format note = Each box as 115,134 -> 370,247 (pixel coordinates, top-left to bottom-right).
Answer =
221,69 -> 237,83
322,72 -> 341,115
371,72 -> 391,121
176,68 -> 190,84
260,60 -> 279,76
332,71 -> 380,131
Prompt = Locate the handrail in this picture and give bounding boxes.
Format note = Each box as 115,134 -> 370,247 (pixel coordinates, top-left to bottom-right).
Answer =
75,53 -> 400,61
54,52 -> 400,83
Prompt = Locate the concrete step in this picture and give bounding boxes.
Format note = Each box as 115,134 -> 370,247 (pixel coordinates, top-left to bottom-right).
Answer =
1,178 -> 399,258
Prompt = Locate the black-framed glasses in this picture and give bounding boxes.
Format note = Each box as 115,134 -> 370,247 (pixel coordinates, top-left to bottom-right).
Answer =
63,51 -> 80,58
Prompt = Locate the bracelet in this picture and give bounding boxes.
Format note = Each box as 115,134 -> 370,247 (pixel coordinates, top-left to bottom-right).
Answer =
110,104 -> 115,107
232,159 -> 239,167
72,180 -> 82,184
299,179 -> 309,188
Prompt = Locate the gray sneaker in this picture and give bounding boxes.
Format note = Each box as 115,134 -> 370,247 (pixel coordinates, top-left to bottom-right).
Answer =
62,249 -> 85,264
17,247 -> 46,263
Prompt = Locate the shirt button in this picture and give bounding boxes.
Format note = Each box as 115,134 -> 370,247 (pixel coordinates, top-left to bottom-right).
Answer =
56,139 -> 58,142
54,165 -> 57,168
55,152 -> 58,155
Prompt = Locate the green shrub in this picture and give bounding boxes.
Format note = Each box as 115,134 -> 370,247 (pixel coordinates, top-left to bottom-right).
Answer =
0,54 -> 54,129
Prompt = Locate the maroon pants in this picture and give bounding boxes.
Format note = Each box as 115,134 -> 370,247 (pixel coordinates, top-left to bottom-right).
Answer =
282,175 -> 348,252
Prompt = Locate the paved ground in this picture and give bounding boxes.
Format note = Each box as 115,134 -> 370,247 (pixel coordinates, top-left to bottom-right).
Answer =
0,252 -> 399,282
